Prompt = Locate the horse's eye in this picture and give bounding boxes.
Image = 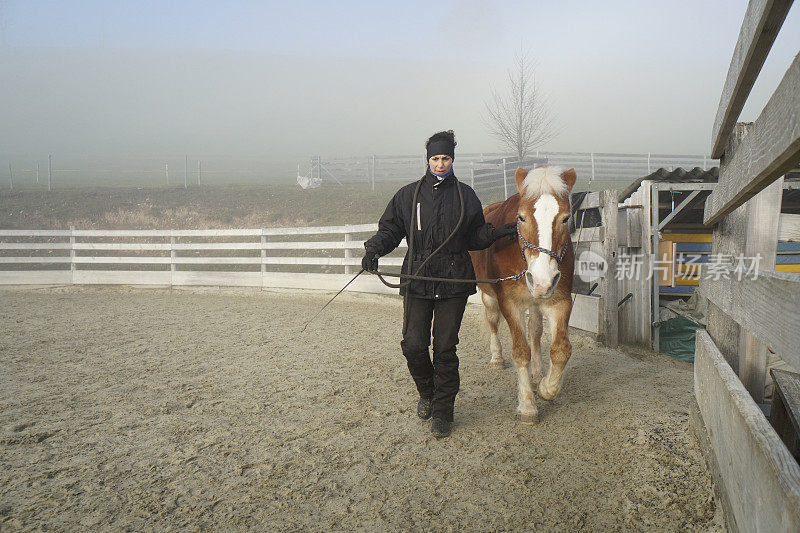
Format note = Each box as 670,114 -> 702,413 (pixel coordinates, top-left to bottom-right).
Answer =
562,215 -> 570,224
517,214 -> 525,222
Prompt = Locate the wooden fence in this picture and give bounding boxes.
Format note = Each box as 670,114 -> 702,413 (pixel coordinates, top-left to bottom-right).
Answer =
1,214 -> 629,343
569,190 -> 621,347
691,1 -> 800,530
0,225 -> 405,295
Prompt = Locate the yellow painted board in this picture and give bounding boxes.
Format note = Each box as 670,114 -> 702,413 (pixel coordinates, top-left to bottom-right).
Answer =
676,264 -> 703,276
661,233 -> 712,243
777,264 -> 800,273
674,276 -> 700,286
657,240 -> 674,287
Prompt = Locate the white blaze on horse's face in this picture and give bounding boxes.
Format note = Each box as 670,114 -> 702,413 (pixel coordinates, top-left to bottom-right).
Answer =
524,194 -> 562,299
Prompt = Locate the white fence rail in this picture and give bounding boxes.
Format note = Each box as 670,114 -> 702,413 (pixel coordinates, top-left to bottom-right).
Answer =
0,225 -> 410,295
309,151 -> 718,201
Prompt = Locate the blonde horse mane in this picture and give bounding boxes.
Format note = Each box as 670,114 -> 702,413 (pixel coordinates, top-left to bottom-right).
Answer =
521,166 -> 569,199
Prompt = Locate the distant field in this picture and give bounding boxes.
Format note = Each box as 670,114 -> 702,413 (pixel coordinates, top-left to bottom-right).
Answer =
0,178 -> 629,230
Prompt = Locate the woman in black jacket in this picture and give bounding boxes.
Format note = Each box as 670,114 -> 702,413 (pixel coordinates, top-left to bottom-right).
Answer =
362,130 -> 515,437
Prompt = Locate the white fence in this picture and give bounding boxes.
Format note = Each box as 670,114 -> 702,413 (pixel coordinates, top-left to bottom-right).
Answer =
309,151 -> 717,191
1,223 -> 630,336
0,225 -> 407,295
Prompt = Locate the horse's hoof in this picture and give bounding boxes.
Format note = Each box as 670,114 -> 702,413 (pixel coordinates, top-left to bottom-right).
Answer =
516,412 -> 538,425
489,360 -> 506,369
537,382 -> 558,401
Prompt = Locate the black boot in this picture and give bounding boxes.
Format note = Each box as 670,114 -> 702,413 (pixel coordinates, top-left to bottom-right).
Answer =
417,395 -> 433,420
431,417 -> 451,438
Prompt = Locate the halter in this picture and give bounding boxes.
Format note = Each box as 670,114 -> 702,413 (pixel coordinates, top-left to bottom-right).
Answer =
516,224 -> 569,262
498,223 -> 570,282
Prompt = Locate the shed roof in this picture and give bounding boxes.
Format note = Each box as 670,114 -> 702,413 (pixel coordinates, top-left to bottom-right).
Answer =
619,167 -> 719,201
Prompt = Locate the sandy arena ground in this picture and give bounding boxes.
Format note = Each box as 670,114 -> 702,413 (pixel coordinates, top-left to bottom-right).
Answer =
0,286 -> 723,531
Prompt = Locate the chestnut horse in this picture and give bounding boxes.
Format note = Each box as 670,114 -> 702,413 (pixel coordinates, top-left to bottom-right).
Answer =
469,166 -> 576,424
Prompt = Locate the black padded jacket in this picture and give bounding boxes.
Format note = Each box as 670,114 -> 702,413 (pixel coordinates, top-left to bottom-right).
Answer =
364,170 -> 502,299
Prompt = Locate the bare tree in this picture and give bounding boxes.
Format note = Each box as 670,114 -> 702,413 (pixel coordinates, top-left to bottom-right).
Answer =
484,50 -> 557,162
0,1 -> 7,47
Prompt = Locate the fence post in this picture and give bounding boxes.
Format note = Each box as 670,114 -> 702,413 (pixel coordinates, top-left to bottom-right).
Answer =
502,158 -> 508,199
344,231 -> 352,275
470,162 -> 475,189
184,155 -> 188,189
738,176 -> 783,402
48,154 -> 52,191
170,234 -> 177,286
371,155 -> 375,191
600,190 -> 619,348
647,152 -> 651,174
8,163 -> 12,190
165,163 -> 169,186
70,225 -> 76,283
261,229 -> 267,278
705,123 -> 749,371
197,160 -> 202,186
590,153 -> 595,183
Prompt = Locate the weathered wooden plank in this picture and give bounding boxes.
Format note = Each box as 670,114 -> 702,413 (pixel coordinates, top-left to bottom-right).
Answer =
172,256 -> 406,266
58,224 -> 381,238
576,192 -> 600,210
739,176 -> 783,402
72,229 -> 174,237
0,230 -> 71,237
570,226 -> 604,243
600,189 -> 618,347
0,271 -> 72,285
771,369 -> 800,460
705,54 -> 800,225
688,395 -> 735,532
0,241 -> 408,252
261,271 -> 399,296
0,257 -> 71,263
694,329 -> 800,532
710,0 -> 793,158
778,213 -> 800,242
72,270 -> 172,285
617,180 -> 651,346
705,125 -> 749,372
616,207 -> 642,248
699,269 -> 800,371
0,243 -> 72,250
568,294 -> 601,334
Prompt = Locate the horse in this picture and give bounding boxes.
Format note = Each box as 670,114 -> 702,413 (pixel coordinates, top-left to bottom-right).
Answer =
469,165 -> 576,425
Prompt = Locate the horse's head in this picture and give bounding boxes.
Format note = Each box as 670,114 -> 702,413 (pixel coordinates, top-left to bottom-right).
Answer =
513,166 -> 577,299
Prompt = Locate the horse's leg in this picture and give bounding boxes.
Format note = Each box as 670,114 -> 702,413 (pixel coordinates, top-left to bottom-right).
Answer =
500,299 -> 537,424
481,290 -> 505,369
539,299 -> 573,400
527,305 -> 544,388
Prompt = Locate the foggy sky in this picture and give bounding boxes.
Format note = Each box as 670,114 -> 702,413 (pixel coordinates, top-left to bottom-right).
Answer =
1,1 -> 799,179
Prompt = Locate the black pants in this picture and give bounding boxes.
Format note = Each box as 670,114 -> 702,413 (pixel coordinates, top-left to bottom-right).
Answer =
401,295 -> 468,422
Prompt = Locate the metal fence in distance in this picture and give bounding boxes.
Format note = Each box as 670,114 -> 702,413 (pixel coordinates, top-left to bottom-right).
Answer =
307,151 -> 718,203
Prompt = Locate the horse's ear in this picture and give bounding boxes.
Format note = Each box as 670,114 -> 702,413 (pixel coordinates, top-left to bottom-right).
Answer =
514,167 -> 529,195
562,168 -> 577,191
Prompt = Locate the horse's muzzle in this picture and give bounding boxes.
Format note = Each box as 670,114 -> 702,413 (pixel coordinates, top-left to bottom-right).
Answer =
525,271 -> 560,299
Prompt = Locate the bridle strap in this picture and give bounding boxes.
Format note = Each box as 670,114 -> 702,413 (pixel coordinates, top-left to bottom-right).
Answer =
516,224 -> 569,263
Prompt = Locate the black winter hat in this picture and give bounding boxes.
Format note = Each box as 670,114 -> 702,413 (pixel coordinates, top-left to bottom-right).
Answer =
425,130 -> 456,160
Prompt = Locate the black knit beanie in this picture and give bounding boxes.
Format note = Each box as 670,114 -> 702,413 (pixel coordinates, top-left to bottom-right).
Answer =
425,130 -> 456,160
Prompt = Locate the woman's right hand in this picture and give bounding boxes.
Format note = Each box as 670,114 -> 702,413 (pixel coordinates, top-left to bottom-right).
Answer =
362,250 -> 379,271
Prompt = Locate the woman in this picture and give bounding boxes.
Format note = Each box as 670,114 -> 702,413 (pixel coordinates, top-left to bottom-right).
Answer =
362,130 -> 516,438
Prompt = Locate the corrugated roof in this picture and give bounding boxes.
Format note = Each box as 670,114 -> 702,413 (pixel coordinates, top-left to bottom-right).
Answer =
620,167 -> 719,201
